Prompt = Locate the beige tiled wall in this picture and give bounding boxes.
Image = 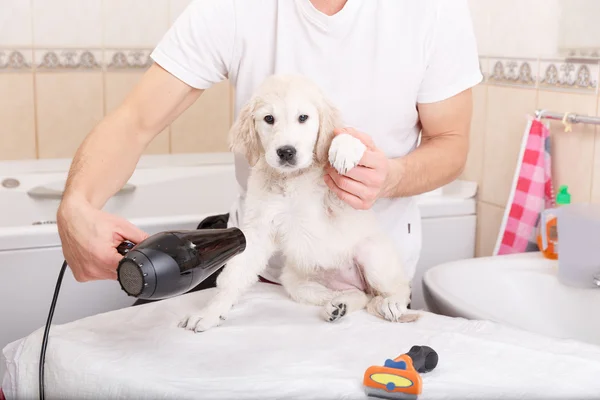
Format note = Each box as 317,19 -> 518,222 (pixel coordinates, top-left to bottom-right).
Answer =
0,0 -> 232,161
0,67 -> 233,160
170,81 -> 233,154
462,59 -> 600,257
0,73 -> 36,160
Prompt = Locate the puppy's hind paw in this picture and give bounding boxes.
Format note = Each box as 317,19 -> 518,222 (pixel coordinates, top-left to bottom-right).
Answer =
322,301 -> 347,322
367,295 -> 420,323
178,310 -> 224,333
328,133 -> 366,175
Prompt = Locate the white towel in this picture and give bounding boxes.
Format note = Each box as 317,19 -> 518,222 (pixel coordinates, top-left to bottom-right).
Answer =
3,283 -> 600,400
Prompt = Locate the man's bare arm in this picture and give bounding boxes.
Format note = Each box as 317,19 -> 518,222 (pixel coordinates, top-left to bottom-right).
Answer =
62,63 -> 203,209
383,88 -> 473,198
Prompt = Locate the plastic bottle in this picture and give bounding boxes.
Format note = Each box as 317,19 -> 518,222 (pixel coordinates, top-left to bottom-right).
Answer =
537,185 -> 571,259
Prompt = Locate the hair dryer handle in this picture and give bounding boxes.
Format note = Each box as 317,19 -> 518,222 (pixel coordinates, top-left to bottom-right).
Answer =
117,241 -> 136,256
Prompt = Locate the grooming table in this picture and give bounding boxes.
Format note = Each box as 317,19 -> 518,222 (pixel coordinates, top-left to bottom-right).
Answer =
3,283 -> 600,399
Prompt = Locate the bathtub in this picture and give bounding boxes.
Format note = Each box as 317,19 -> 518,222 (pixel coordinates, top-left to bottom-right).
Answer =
0,152 -> 239,378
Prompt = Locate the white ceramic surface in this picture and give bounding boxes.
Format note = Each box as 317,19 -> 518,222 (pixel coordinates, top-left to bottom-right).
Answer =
423,252 -> 600,347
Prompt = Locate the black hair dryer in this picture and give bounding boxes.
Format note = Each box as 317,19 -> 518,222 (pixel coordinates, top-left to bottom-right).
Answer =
116,228 -> 246,300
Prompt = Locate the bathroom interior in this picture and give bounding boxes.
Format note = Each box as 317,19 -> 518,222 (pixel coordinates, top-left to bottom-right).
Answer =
1,0 -> 600,399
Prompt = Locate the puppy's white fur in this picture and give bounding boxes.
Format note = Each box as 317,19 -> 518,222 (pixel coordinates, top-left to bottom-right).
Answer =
179,74 -> 418,332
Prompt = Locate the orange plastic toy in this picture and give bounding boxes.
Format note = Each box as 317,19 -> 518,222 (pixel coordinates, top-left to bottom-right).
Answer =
363,345 -> 438,400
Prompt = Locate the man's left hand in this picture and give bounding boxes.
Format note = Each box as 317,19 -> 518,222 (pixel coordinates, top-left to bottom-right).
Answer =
324,128 -> 394,210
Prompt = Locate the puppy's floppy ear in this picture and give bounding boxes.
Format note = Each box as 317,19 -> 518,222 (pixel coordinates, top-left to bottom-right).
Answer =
228,97 -> 263,166
314,96 -> 341,165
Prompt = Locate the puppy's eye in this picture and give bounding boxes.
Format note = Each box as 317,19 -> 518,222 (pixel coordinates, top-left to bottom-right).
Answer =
264,115 -> 275,124
298,114 -> 309,123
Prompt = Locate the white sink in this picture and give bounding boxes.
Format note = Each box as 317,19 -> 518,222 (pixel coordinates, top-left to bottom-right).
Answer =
423,252 -> 600,347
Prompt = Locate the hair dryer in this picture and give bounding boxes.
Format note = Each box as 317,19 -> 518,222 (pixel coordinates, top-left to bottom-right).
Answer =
38,227 -> 245,400
116,228 -> 246,300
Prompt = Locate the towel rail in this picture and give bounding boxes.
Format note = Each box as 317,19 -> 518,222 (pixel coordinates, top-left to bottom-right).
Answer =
535,109 -> 600,126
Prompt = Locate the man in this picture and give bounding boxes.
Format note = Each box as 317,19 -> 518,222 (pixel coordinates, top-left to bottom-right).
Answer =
56,0 -> 481,296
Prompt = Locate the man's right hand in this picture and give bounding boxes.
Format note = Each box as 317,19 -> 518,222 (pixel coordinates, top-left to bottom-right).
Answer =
57,198 -> 150,282
55,64 -> 203,282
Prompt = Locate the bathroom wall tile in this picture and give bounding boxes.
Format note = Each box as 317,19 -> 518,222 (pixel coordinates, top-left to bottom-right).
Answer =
104,72 -> 170,154
0,0 -> 32,47
230,82 -> 236,125
558,0 -> 600,58
487,58 -> 538,88
467,0 -> 491,56
34,49 -> 103,70
0,49 -> 33,72
536,90 -> 597,203
103,0 -> 169,48
170,0 -> 193,24
535,0 -> 562,59
475,201 -> 505,257
32,0 -> 102,47
538,59 -> 599,93
481,86 -> 538,207
478,57 -> 488,83
593,100 -> 600,203
104,49 -> 152,70
171,80 -> 232,153
461,83 -> 487,187
487,0 -> 561,59
36,72 -> 104,158
0,73 -> 36,160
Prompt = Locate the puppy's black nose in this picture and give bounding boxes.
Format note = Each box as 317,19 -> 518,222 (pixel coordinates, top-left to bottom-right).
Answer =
276,146 -> 297,163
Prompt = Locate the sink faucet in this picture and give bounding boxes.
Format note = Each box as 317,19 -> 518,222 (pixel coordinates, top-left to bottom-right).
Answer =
594,273 -> 600,287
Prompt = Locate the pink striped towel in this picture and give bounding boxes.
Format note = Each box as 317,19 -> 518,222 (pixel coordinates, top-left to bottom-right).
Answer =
494,117 -> 556,255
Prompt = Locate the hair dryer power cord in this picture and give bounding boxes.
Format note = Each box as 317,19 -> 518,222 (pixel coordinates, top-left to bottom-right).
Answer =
39,260 -> 68,400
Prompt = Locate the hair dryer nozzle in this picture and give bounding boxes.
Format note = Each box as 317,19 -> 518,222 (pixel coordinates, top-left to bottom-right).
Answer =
117,227 -> 246,300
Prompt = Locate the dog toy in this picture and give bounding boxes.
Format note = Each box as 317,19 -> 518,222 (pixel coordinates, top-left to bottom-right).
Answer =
363,345 -> 438,399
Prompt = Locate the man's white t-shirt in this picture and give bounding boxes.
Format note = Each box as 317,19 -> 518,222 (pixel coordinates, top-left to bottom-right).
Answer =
150,0 -> 482,284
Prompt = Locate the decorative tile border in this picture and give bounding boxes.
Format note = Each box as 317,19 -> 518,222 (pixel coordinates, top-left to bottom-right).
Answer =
561,48 -> 600,59
485,57 -> 538,88
105,49 -> 153,70
479,56 -> 600,93
0,49 -> 33,71
0,48 -> 155,72
3,49 -> 600,95
34,49 -> 103,70
538,59 -> 599,92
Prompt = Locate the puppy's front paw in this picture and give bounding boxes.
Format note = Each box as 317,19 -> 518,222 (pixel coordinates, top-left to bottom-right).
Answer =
322,301 -> 347,322
178,308 -> 225,333
367,295 -> 420,323
328,133 -> 366,175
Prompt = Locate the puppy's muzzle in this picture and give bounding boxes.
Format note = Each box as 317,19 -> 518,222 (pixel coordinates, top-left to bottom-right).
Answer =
276,145 -> 297,165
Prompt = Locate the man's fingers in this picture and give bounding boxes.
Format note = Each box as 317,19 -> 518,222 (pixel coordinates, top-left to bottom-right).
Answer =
105,270 -> 118,281
72,269 -> 91,283
343,165 -> 382,187
326,163 -> 381,188
333,127 -> 377,150
92,267 -> 118,281
324,174 -> 364,209
357,150 -> 383,169
328,170 -> 369,200
109,250 -> 124,265
116,219 -> 149,245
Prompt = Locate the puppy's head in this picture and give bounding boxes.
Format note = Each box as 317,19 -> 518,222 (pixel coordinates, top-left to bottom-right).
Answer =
229,74 -> 340,173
